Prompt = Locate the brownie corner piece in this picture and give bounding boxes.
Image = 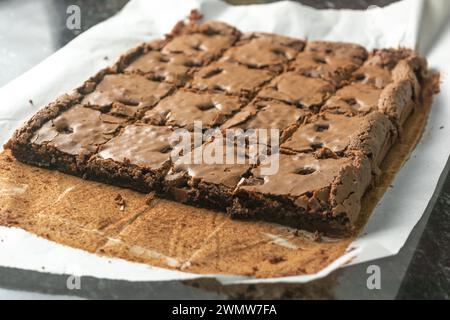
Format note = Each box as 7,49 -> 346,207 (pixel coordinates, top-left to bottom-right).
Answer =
8,104 -> 124,176
230,152 -> 371,237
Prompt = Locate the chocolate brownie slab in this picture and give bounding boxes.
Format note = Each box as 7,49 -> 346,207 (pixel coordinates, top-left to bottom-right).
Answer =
5,17 -> 437,237
257,71 -> 335,109
230,153 -> 371,236
164,136 -> 254,209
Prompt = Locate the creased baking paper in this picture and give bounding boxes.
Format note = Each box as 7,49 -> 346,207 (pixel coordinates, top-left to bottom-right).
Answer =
0,0 -> 449,284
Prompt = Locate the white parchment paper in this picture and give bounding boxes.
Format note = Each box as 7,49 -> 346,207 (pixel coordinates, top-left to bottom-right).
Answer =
0,0 -> 449,284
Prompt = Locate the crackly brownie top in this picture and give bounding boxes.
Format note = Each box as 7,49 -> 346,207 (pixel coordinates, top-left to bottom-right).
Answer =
125,50 -> 201,85
239,153 -> 351,197
293,41 -> 367,85
168,138 -> 252,188
82,74 -> 173,117
191,61 -> 273,96
162,32 -> 235,61
321,82 -> 381,115
221,100 -> 308,132
32,105 -> 124,156
97,124 -> 177,169
281,111 -> 395,157
143,90 -> 243,129
257,71 -> 335,108
223,33 -> 304,68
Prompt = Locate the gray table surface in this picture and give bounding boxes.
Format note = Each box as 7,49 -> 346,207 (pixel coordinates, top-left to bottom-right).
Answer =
0,0 -> 448,300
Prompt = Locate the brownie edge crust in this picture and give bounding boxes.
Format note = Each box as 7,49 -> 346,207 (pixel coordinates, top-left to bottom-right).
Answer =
5,14 -> 439,237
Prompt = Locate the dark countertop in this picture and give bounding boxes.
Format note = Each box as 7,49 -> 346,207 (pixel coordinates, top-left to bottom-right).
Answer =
0,0 -> 448,300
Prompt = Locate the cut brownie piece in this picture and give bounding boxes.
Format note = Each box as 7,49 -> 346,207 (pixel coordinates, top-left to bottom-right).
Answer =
190,61 -> 274,97
163,21 -> 239,63
143,89 -> 245,130
230,153 -> 371,236
223,32 -> 304,69
221,99 -> 310,143
164,136 -> 254,210
281,112 -> 397,171
87,124 -> 182,192
124,48 -> 201,86
9,104 -> 124,176
257,71 -> 335,109
82,73 -> 173,119
321,82 -> 382,116
292,41 -> 368,86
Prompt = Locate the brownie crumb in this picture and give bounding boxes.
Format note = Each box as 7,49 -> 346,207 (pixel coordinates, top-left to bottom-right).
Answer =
268,255 -> 286,264
4,155 -> 13,163
145,192 -> 156,206
28,99 -> 34,106
189,9 -> 203,22
313,231 -> 322,242
439,126 -> 444,129
103,56 -> 109,61
114,194 -> 126,211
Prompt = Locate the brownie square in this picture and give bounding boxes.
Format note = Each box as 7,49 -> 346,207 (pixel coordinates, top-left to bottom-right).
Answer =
125,50 -> 201,86
281,112 -> 397,170
87,124 -> 181,192
6,18 -> 436,238
11,104 -> 125,176
191,61 -> 274,97
222,32 -> 305,69
162,21 -> 239,63
230,153 -> 372,236
221,100 -> 310,144
257,71 -> 335,109
163,137 -> 254,210
82,73 -> 173,119
320,82 -> 382,116
143,89 -> 245,130
292,41 -> 368,86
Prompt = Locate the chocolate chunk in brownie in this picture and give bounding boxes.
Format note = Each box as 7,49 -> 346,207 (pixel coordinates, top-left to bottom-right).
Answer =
257,71 -> 335,109
87,124 -> 183,192
143,90 -> 245,130
281,112 -> 397,170
82,73 -> 173,118
231,153 -> 371,236
164,137 -> 254,209
223,33 -> 305,69
191,61 -> 274,97
292,41 -> 368,86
